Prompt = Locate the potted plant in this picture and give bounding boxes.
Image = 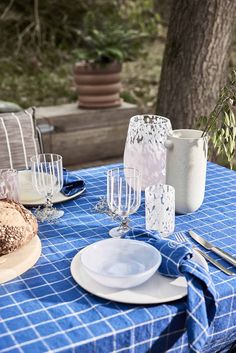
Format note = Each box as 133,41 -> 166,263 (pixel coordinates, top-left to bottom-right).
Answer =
73,13 -> 146,108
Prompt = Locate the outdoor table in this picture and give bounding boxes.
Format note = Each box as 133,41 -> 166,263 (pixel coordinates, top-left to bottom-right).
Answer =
0,162 -> 236,353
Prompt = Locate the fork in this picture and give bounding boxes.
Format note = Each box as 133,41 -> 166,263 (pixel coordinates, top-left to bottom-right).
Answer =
175,232 -> 234,276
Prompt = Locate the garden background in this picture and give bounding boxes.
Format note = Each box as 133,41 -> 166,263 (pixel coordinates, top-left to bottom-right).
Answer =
0,0 -> 235,168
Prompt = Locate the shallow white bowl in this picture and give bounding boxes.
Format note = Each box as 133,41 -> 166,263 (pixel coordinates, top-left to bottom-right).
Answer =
80,238 -> 162,289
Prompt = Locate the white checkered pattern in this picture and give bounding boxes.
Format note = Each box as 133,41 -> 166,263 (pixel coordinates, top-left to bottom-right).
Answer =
0,162 -> 236,353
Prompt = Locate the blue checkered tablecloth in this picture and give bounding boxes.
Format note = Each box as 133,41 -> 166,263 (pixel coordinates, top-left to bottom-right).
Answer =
0,162 -> 236,353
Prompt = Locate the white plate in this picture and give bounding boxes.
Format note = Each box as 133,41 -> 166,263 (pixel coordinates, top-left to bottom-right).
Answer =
18,170 -> 85,206
0,235 -> 41,284
20,188 -> 86,206
71,248 -> 208,305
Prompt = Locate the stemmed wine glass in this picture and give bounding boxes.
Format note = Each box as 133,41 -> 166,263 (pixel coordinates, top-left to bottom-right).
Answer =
31,153 -> 64,222
107,167 -> 141,238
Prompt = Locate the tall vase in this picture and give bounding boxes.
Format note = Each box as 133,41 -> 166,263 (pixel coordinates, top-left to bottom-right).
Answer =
123,115 -> 172,190
165,129 -> 208,214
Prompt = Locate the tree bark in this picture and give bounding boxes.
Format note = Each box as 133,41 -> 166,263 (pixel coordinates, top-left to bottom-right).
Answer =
156,0 -> 236,129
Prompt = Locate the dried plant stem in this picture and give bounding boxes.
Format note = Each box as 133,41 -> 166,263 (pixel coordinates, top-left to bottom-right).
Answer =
201,69 -> 236,137
0,0 -> 15,20
201,97 -> 229,137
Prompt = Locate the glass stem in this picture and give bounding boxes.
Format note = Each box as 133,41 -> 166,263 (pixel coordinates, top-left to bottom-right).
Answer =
45,196 -> 53,209
119,217 -> 130,231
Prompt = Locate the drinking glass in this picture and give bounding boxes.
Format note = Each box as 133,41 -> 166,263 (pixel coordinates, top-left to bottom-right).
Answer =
145,184 -> 175,237
0,169 -> 19,201
31,154 -> 64,222
107,167 -> 141,238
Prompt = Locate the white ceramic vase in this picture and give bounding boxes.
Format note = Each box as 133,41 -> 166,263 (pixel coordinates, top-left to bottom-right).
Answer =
165,129 -> 208,214
123,115 -> 172,190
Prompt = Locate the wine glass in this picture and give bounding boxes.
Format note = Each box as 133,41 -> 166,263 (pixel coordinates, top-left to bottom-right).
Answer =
107,167 -> 141,238
31,154 -> 64,222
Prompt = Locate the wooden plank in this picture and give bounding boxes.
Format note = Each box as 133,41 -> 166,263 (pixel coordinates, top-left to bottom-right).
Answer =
36,102 -> 138,132
36,102 -> 138,166
51,124 -> 128,166
68,157 -> 122,170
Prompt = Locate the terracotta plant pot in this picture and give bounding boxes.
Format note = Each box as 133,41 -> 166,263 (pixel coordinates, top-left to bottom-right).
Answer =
74,61 -> 122,108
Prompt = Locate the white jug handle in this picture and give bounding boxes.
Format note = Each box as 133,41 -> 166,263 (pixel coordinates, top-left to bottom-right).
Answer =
164,140 -> 174,149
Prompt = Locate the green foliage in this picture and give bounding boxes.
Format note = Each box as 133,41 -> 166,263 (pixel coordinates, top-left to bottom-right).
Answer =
0,50 -> 77,108
0,0 -> 159,58
0,0 -> 88,55
198,68 -> 236,168
0,0 -> 161,107
119,0 -> 161,39
74,25 -> 146,64
73,6 -> 151,65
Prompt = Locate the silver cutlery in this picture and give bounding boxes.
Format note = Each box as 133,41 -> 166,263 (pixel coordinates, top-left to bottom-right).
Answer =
189,230 -> 236,267
175,232 -> 234,276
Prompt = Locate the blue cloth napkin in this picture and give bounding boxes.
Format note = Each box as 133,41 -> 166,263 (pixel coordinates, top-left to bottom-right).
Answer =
124,228 -> 218,353
61,169 -> 85,197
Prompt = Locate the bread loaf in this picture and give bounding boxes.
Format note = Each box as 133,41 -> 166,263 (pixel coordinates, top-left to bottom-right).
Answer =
0,199 -> 38,256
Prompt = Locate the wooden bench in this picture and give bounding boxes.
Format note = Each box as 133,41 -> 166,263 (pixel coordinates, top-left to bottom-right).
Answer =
36,102 -> 138,167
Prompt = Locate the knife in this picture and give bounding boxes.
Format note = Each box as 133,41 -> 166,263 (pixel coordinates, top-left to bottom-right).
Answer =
189,230 -> 236,267
193,248 -> 234,276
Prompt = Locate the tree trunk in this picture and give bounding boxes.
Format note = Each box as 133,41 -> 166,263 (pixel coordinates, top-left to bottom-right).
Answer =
156,0 -> 236,129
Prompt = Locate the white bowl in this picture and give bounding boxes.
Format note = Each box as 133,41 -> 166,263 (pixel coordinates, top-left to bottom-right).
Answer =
80,238 -> 162,289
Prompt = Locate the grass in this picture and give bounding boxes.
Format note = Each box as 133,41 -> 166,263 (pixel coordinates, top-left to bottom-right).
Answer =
0,51 -> 77,108
122,39 -> 165,110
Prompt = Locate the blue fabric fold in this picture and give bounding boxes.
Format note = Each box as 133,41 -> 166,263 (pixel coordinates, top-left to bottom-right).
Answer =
124,228 -> 218,353
61,169 -> 85,197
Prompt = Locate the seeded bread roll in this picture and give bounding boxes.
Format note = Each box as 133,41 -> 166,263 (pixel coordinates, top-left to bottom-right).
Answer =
0,199 -> 38,256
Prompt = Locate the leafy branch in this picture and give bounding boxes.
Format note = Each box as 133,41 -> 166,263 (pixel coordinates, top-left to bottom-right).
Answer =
198,68 -> 236,168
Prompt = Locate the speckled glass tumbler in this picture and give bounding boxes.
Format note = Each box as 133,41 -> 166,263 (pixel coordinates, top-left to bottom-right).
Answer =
145,184 -> 175,237
0,169 -> 19,202
123,115 -> 172,191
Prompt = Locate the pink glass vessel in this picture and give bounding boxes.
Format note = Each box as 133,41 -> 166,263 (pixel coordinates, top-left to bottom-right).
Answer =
0,169 -> 19,202
123,115 -> 172,190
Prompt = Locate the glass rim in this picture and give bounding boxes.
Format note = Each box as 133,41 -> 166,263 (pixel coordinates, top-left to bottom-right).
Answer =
145,183 -> 175,194
30,153 -> 63,163
0,168 -> 17,174
167,129 -> 206,140
130,114 -> 171,125
107,167 -> 141,178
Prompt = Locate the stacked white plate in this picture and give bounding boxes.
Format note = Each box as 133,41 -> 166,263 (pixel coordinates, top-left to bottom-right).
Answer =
71,238 -> 208,305
18,170 -> 85,206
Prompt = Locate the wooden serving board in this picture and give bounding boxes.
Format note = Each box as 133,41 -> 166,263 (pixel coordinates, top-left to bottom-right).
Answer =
0,235 -> 41,284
